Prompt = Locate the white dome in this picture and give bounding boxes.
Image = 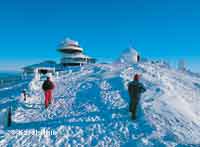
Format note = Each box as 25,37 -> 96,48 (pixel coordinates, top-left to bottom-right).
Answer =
118,48 -> 139,64
61,38 -> 79,47
58,38 -> 83,53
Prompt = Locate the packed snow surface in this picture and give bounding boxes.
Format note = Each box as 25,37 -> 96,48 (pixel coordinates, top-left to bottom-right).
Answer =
0,60 -> 200,147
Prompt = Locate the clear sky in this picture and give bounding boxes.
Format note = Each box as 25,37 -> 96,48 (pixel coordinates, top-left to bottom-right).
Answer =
0,0 -> 199,72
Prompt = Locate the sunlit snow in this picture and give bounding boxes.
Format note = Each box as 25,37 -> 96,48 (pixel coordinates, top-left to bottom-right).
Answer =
0,55 -> 200,146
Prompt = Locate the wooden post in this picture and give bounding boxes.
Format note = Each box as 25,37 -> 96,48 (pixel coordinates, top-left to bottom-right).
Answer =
7,107 -> 12,127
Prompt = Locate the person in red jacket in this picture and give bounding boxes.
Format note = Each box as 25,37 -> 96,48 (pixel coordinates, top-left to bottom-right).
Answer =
42,77 -> 55,108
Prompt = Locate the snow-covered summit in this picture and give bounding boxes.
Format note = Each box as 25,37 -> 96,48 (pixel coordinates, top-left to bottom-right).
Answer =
0,57 -> 200,146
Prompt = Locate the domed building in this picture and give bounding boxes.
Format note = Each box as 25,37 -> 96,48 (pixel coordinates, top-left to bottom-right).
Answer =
118,48 -> 140,64
58,38 -> 96,66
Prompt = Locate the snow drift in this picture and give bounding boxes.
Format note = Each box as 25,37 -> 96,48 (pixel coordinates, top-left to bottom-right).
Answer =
0,53 -> 200,146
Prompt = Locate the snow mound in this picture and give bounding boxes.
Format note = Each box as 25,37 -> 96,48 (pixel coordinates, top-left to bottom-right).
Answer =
0,61 -> 200,146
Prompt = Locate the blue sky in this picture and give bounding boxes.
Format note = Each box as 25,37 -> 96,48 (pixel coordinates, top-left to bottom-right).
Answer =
0,0 -> 199,72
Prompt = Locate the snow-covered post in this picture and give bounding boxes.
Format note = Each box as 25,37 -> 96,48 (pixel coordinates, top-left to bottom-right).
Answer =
55,71 -> 59,79
34,68 -> 40,81
0,80 -> 3,86
0,107 -> 12,128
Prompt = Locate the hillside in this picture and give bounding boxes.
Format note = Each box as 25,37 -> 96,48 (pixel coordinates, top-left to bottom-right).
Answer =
0,60 -> 200,146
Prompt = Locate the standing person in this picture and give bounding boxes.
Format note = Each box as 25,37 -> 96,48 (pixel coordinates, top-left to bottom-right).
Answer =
128,74 -> 146,120
42,77 -> 55,109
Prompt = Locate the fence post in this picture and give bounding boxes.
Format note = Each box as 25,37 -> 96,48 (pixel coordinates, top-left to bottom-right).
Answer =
1,107 -> 11,128
0,80 -> 3,86
7,107 -> 12,127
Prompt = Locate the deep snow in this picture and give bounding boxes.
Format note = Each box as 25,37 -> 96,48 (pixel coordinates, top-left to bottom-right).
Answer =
0,59 -> 200,146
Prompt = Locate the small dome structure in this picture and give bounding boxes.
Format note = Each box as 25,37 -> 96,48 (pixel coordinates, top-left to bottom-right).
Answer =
118,48 -> 140,64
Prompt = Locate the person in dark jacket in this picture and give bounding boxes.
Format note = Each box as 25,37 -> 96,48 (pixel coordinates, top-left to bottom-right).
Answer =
42,77 -> 55,108
128,74 -> 146,120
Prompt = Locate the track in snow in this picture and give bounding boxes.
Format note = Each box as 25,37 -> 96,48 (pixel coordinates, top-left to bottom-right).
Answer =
1,62 -> 200,146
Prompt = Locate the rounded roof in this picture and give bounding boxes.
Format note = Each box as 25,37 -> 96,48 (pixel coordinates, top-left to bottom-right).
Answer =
58,38 -> 83,52
117,47 -> 139,64
123,48 -> 138,55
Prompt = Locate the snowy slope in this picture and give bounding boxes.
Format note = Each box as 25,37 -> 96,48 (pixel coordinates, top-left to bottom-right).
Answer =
0,60 -> 200,146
